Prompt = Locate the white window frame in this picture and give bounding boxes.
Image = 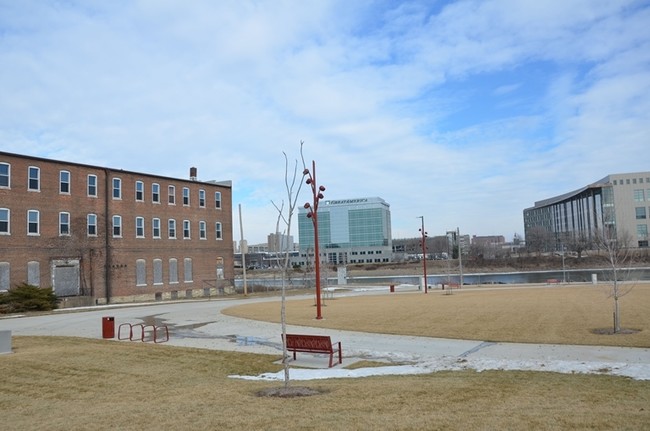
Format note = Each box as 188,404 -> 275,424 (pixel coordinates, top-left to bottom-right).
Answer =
199,189 -> 206,208
135,181 -> 144,202
215,191 -> 222,209
168,219 -> 176,239
87,213 -> 97,236
168,185 -> 175,205
59,170 -> 71,194
152,218 -> 161,239
215,222 -> 223,240
183,220 -> 191,239
87,174 -> 97,197
112,177 -> 122,199
183,187 -> 190,206
112,215 -> 122,237
0,208 -> 10,234
135,216 -> 145,238
0,162 -> 9,188
27,209 -> 39,235
59,212 -> 71,236
28,166 -> 40,191
199,220 -> 206,239
152,183 -> 161,204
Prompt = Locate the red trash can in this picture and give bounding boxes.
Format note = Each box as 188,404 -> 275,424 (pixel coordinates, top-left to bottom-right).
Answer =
102,316 -> 115,339
390,285 -> 395,293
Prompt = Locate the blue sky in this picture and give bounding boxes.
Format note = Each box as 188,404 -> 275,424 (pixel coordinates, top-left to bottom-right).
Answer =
1,0 -> 649,244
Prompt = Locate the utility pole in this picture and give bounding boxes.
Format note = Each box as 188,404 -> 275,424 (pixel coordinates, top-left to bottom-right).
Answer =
238,204 -> 247,296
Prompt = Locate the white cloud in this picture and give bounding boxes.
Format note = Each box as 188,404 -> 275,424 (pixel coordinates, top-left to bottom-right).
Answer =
1,0 -> 648,243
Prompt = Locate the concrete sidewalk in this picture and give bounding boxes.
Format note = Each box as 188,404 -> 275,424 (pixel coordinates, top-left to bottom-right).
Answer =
2,293 -> 650,379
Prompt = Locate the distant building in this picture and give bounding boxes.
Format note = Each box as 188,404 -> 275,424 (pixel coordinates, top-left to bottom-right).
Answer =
523,172 -> 650,249
0,151 -> 234,305
471,235 -> 505,247
267,233 -> 294,252
298,197 -> 392,265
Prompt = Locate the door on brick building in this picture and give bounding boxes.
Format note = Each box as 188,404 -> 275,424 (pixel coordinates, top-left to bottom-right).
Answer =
51,259 -> 80,296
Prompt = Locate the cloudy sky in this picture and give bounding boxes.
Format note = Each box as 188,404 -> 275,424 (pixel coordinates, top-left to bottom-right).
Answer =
1,1 -> 649,244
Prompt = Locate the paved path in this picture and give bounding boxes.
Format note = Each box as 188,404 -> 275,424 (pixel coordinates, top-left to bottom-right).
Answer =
2,292 -> 650,380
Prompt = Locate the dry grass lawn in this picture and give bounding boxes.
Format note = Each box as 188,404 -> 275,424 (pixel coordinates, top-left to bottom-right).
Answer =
2,283 -> 650,430
2,336 -> 649,431
224,283 -> 650,347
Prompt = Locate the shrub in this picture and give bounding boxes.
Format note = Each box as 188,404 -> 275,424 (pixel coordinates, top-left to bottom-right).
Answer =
0,283 -> 60,314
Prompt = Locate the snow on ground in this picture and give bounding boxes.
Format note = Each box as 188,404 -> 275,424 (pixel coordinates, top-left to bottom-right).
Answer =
230,355 -> 650,381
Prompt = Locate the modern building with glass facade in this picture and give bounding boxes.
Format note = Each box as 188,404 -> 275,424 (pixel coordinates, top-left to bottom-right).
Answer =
298,197 -> 392,265
523,172 -> 650,250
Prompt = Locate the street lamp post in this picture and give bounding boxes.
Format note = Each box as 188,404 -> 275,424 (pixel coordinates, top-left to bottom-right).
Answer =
418,216 -> 428,294
303,161 -> 326,319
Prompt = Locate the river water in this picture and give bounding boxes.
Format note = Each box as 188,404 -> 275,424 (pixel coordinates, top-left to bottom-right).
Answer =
236,267 -> 650,289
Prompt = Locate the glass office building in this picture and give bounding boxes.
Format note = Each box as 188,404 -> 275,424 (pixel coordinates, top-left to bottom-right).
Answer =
298,197 -> 392,265
523,172 -> 650,249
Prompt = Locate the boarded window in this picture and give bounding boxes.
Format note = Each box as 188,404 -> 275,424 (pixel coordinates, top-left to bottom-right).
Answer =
153,259 -> 163,285
136,259 -> 146,286
27,261 -> 40,286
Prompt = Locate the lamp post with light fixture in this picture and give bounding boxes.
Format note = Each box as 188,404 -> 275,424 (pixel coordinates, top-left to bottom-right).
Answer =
303,161 -> 326,319
418,216 -> 428,293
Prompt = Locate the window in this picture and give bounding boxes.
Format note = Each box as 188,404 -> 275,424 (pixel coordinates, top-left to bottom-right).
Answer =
153,259 -> 163,285
152,218 -> 161,238
215,222 -> 222,240
168,219 -> 176,239
183,187 -> 190,206
199,221 -> 206,239
59,212 -> 70,236
87,174 -> 97,197
0,208 -> 9,234
634,189 -> 645,202
135,181 -> 144,201
28,166 -> 40,191
199,189 -> 206,208
169,258 -> 178,284
636,207 -> 647,220
87,214 -> 97,236
152,183 -> 160,203
184,258 -> 193,282
136,216 -> 145,238
59,171 -> 70,194
183,220 -> 191,239
27,210 -> 39,235
215,192 -> 222,209
637,224 -> 648,239
0,162 -> 9,188
112,178 -> 122,199
136,259 -> 146,286
168,185 -> 175,204
112,215 -> 122,237
0,262 -> 10,291
27,261 -> 40,286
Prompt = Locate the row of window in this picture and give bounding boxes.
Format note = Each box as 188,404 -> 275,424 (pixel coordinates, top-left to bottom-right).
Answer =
0,162 -> 222,209
0,258 -> 194,291
614,177 -> 650,186
0,209 -> 223,240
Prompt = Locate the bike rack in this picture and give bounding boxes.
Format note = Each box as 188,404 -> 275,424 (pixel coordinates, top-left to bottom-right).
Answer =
116,322 -> 168,343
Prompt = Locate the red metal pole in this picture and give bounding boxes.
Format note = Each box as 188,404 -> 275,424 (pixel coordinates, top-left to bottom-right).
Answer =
421,217 -> 428,294
310,161 -> 323,319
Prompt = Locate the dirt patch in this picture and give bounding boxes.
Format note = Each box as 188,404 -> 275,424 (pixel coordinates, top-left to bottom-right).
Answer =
256,386 -> 325,398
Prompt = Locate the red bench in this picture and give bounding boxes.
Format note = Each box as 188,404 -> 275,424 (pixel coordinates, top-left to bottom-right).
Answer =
547,279 -> 561,284
283,334 -> 342,368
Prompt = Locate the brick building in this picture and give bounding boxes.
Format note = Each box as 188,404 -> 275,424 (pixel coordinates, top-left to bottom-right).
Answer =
0,151 -> 234,306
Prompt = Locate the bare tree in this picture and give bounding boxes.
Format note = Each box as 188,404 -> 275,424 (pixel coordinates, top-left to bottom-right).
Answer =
271,142 -> 307,389
594,224 -> 635,333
